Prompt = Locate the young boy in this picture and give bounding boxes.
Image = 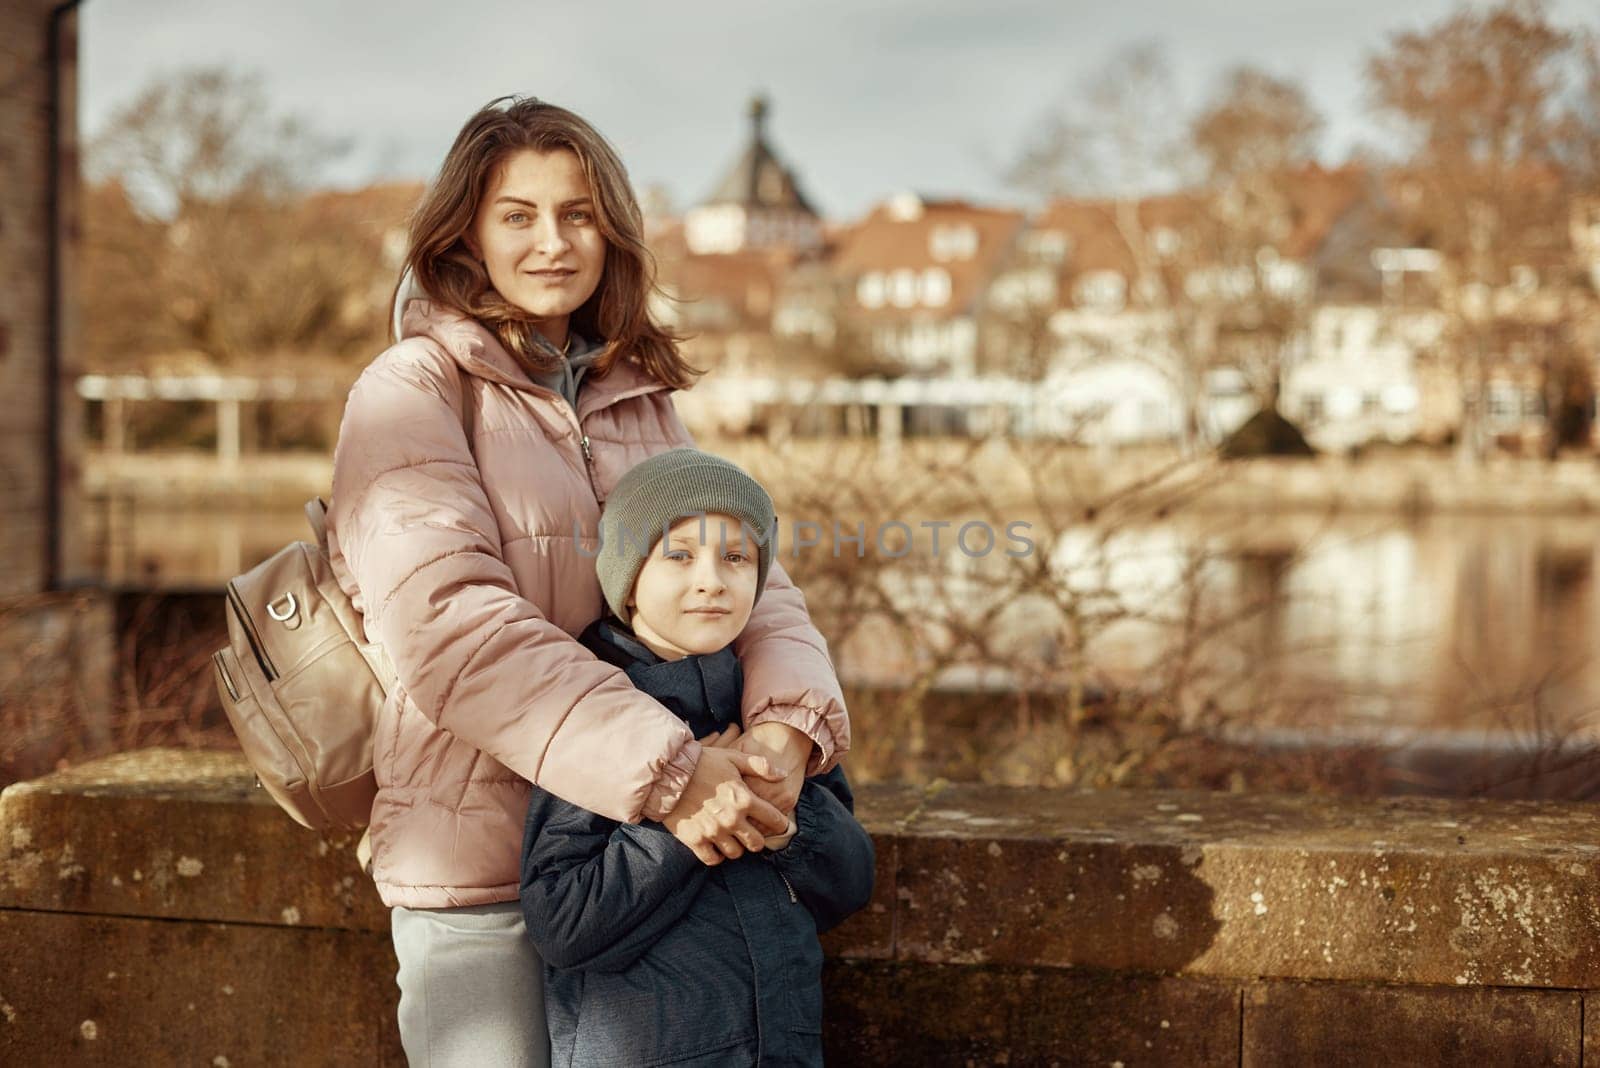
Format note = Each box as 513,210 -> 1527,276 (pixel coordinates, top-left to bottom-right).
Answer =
519,449 -> 875,1068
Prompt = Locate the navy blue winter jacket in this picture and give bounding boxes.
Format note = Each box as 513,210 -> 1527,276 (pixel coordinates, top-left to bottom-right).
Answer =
520,617 -> 876,1067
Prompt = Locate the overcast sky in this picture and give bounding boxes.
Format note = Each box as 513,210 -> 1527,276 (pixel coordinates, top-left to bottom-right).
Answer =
82,0 -> 1597,221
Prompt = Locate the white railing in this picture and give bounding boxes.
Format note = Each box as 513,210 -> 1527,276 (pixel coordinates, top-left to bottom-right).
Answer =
75,373 -> 345,466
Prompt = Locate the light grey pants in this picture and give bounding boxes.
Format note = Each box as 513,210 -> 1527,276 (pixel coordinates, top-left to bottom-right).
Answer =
391,901 -> 550,1068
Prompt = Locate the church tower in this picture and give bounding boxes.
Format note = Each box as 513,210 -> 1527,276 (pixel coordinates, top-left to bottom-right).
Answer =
685,95 -> 822,255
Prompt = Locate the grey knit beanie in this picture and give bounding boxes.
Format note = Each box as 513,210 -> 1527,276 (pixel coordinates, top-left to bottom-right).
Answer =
596,449 -> 776,624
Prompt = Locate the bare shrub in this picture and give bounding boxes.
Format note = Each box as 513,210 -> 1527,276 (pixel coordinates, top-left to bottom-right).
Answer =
706,433 -> 1391,792
0,593 -> 232,789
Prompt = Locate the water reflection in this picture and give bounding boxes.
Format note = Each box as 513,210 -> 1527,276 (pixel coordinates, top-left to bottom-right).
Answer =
84,496 -> 314,589
87,496 -> 1600,736
815,512 -> 1600,737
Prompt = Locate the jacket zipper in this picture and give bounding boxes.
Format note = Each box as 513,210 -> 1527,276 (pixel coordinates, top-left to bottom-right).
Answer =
540,392 -> 598,499
777,869 -> 798,903
517,374 -> 670,501
572,423 -> 599,503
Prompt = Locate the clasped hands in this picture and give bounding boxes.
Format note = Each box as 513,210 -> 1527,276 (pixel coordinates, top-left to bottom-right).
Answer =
662,720 -> 810,867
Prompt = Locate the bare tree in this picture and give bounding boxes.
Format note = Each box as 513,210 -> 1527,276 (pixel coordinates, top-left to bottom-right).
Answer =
1367,0 -> 1599,458
1192,67 -> 1324,180
707,432 -> 1331,789
83,67 -> 387,370
977,272 -> 1061,384
1005,41 -> 1188,203
79,179 -> 183,372
1571,34 -> 1600,186
1003,54 -> 1328,452
90,68 -> 345,214
1185,67 -> 1330,415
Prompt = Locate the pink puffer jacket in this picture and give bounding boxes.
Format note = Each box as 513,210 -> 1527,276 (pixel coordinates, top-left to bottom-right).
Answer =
328,301 -> 849,909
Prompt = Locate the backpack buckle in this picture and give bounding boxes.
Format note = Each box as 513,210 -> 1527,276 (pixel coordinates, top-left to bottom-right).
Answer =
267,593 -> 300,628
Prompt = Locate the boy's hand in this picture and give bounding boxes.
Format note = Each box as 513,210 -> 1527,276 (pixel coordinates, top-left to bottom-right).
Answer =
734,721 -> 812,816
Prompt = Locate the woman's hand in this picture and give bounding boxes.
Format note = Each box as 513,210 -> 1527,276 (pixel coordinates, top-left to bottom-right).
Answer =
662,744 -> 789,866
702,724 -> 802,850
734,721 -> 813,816
698,724 -> 744,749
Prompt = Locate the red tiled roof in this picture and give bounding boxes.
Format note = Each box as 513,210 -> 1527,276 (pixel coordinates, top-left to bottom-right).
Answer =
1034,164 -> 1366,285
654,247 -> 796,327
829,197 -> 1025,320
1281,165 -> 1367,259
1033,192 -> 1206,280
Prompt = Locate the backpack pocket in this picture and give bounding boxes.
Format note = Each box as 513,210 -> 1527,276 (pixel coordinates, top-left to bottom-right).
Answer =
269,640 -> 382,828
216,534 -> 386,832
213,645 -> 315,822
225,581 -> 278,681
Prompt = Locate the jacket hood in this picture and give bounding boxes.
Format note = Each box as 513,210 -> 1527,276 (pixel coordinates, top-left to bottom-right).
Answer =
391,266 -> 424,341
399,297 -> 664,413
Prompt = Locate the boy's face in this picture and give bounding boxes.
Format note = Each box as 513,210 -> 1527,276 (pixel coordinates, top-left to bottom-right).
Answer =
627,512 -> 760,661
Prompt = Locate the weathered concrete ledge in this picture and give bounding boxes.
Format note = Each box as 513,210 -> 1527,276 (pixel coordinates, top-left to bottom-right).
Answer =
857,782 -> 1600,989
4,749 -> 1600,1064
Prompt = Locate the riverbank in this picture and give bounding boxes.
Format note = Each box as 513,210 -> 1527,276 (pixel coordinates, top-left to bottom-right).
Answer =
79,443 -> 1600,515
710,440 -> 1600,517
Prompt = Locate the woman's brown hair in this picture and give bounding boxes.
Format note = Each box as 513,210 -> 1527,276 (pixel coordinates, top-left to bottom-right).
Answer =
400,96 -> 697,388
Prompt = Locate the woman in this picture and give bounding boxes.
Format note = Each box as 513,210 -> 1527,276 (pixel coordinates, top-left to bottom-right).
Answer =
327,96 -> 850,1066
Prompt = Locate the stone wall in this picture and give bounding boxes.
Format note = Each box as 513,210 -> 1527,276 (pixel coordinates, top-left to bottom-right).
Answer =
3,750 -> 1600,1064
0,0 -> 74,597
0,1 -> 111,794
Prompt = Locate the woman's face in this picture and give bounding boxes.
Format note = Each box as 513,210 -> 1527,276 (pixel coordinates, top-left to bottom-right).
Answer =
470,147 -> 606,348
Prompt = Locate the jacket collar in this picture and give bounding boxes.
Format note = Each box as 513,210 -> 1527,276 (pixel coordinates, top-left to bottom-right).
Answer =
400,299 -> 670,417
583,616 -> 663,667
578,616 -> 742,731
586,615 -> 740,672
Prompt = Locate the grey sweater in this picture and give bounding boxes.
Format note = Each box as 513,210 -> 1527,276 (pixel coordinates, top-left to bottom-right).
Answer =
525,331 -> 601,411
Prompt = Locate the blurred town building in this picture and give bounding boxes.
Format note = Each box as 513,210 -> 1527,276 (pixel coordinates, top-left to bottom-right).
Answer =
650,96 -> 823,385
647,108 -> 1600,454
683,95 -> 823,257
72,93 -> 1600,459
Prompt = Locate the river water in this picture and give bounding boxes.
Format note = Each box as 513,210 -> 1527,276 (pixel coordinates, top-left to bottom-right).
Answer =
87,500 -> 1600,742
776,510 -> 1598,742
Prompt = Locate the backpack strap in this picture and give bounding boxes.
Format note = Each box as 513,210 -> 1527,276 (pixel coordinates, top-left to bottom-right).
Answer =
455,361 -> 478,454
310,354 -> 474,545
305,497 -> 329,548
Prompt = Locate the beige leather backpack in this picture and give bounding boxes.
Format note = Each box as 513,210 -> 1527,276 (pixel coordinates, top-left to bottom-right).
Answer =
212,498 -> 395,833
